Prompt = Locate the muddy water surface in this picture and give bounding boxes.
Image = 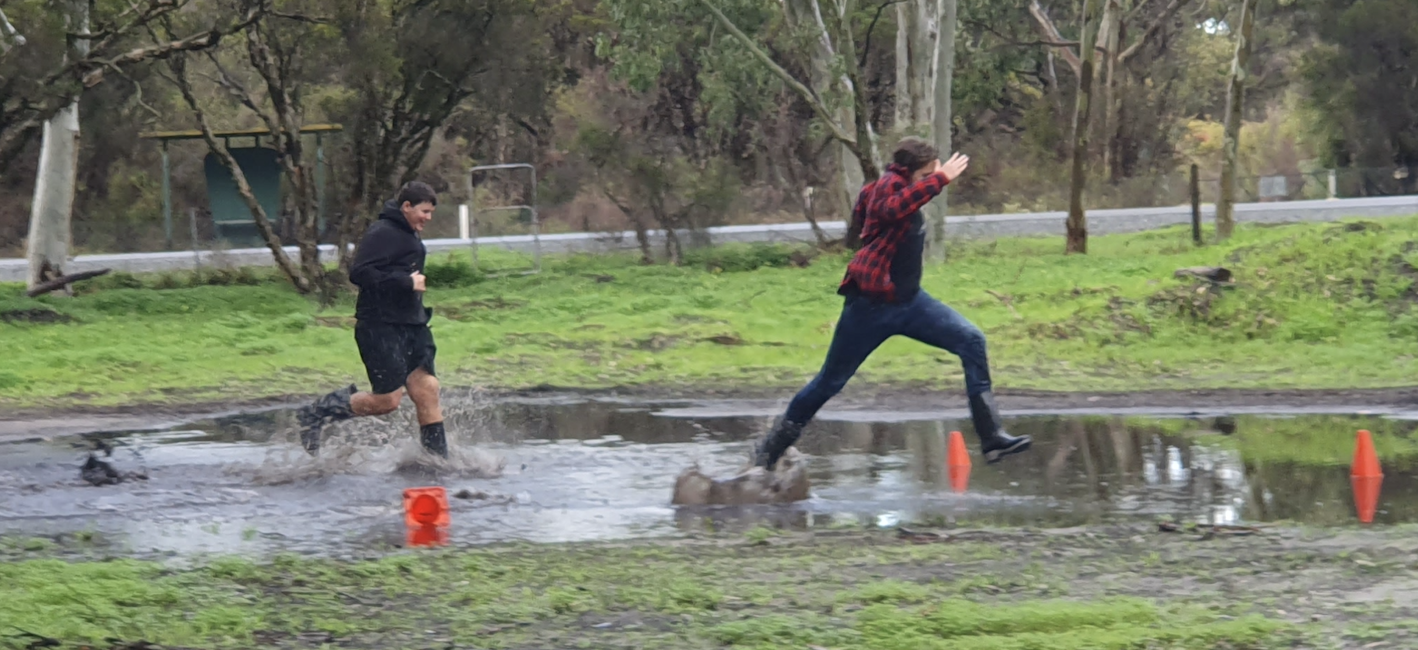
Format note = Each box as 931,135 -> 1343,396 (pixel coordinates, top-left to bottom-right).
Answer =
2,394 -> 1415,560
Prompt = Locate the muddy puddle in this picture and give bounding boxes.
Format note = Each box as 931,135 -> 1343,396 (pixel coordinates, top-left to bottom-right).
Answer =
2,394 -> 1416,560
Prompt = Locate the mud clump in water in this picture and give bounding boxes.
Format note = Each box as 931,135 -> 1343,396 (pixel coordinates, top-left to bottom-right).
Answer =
671,447 -> 810,505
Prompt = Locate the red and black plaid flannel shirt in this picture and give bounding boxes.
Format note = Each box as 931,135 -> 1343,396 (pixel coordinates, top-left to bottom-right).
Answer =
837,163 -> 948,302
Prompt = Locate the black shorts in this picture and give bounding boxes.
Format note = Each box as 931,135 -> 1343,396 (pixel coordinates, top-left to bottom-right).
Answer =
354,322 -> 437,395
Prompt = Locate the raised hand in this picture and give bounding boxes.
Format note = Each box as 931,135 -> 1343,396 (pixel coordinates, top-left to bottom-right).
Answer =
937,152 -> 970,183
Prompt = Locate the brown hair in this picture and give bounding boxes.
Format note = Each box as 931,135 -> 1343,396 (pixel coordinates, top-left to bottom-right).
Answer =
397,181 -> 438,208
891,136 -> 939,173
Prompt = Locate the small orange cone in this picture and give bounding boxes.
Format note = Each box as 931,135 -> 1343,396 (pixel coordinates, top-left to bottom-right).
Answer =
1350,430 -> 1383,524
403,486 -> 450,546
947,430 -> 972,493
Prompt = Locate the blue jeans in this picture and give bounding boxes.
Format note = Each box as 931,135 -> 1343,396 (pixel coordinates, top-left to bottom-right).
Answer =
784,290 -> 993,425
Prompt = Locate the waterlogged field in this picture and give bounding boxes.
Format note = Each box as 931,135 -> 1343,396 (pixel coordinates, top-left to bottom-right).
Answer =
3,524 -> 1416,649
1,217 -> 1417,409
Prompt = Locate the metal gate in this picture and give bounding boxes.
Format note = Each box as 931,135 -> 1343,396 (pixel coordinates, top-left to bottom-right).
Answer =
463,163 -> 540,276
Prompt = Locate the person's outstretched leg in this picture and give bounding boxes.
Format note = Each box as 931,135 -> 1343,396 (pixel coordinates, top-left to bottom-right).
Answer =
899,291 -> 1031,464
406,367 -> 446,457
298,387 -> 403,454
299,322 -> 409,455
754,297 -> 895,470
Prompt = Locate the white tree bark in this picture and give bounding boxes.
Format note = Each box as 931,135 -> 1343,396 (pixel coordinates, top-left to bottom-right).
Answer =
1216,0 -> 1258,241
1097,0 -> 1122,169
26,0 -> 88,292
814,0 -> 877,201
895,0 -> 936,130
0,7 -> 25,52
780,0 -> 870,212
926,0 -> 958,261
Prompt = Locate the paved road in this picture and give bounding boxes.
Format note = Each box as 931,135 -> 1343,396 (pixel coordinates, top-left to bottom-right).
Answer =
2,195 -> 1415,283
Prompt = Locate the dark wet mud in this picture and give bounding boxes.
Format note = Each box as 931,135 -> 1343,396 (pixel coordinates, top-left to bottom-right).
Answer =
2,393 -> 1415,560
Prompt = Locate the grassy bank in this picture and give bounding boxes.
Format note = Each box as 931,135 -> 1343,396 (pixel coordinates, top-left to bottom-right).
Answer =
3,216 -> 1418,409
5,524 -> 1416,649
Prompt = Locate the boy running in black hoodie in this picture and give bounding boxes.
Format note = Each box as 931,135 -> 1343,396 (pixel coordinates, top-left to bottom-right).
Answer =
296,181 -> 448,458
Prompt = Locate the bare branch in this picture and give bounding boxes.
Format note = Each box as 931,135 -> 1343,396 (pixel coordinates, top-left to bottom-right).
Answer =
164,52 -> 308,292
859,0 -> 908,68
105,62 -> 163,120
964,19 -> 1100,55
78,3 -> 265,87
1125,0 -> 1158,23
269,10 -> 331,25
1120,0 -> 1189,63
693,0 -> 857,147
0,6 -> 26,52
1028,0 -> 1081,75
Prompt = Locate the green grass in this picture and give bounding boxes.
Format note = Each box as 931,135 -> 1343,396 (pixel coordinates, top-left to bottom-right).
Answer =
3,216 -> 1418,408
1127,413 -> 1418,466
0,528 -> 1341,650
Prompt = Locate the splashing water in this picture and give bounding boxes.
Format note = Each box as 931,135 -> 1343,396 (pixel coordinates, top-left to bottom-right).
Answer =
231,395 -> 507,486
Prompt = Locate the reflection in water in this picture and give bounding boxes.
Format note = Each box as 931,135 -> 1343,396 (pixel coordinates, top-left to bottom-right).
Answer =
3,396 -> 1415,559
189,401 -> 1418,527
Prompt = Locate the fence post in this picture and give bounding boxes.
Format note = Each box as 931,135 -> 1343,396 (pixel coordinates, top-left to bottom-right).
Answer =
162,141 -> 173,251
189,207 -> 202,279
1328,169 -> 1337,200
1190,164 -> 1202,246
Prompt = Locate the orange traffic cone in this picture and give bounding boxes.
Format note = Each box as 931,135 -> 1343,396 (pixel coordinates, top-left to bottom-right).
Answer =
1350,430 -> 1383,525
404,486 -> 450,547
407,524 -> 448,547
947,430 -> 972,494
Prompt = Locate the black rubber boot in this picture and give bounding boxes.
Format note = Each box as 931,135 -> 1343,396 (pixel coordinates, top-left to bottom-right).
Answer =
419,421 -> 449,458
751,417 -> 806,471
968,391 -> 1032,464
297,384 -> 357,455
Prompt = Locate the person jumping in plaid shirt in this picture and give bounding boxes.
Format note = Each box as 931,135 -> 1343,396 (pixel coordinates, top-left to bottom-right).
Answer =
751,137 -> 1032,470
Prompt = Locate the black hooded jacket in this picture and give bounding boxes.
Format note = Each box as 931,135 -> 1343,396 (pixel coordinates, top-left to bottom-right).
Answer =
349,200 -> 430,326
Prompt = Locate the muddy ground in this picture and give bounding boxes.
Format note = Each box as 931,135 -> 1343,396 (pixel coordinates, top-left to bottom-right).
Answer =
3,523 -> 1417,649
5,383 -> 1418,443
5,388 -> 1417,648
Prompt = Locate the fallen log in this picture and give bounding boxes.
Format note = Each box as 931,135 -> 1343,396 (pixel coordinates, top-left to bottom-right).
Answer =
26,268 -> 112,298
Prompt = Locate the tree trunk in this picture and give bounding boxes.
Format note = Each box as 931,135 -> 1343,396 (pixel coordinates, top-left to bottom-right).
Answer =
1066,0 -> 1101,255
785,0 -> 868,244
925,0 -> 957,262
604,190 -> 654,264
25,0 -> 88,293
1099,0 -> 1123,181
824,0 -> 882,248
1216,0 -> 1257,242
894,0 -> 935,130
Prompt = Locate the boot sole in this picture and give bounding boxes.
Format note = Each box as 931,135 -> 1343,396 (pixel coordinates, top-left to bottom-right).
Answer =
983,437 -> 1032,464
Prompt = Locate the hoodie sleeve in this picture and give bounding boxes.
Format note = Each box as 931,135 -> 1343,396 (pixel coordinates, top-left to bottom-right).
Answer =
349,225 -> 415,292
